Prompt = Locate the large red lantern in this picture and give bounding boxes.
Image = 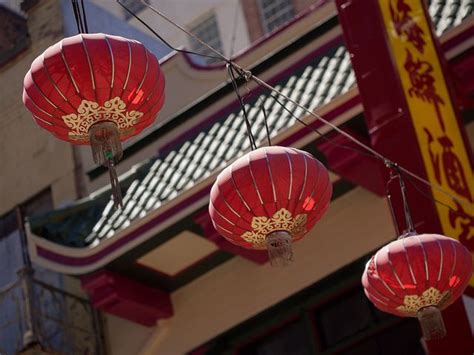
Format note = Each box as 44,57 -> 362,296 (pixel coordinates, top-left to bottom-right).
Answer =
362,233 -> 472,340
22,33 -> 165,205
209,146 -> 332,266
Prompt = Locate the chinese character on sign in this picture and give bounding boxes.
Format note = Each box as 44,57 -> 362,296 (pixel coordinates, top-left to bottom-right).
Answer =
389,0 -> 426,53
449,200 -> 474,251
404,49 -> 446,131
425,128 -> 472,202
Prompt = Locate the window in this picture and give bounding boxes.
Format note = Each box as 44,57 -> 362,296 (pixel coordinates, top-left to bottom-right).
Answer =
192,256 -> 426,354
189,13 -> 224,65
121,0 -> 149,19
315,289 -> 373,348
239,320 -> 312,355
257,0 -> 295,34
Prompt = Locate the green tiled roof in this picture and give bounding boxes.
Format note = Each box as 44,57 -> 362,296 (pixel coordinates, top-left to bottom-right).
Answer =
29,0 -> 473,248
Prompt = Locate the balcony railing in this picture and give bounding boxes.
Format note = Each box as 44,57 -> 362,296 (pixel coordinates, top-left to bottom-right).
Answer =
0,268 -> 106,355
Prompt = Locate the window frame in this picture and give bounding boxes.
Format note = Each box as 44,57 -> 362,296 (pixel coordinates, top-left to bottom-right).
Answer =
256,0 -> 295,34
188,12 -> 224,65
190,254 -> 424,355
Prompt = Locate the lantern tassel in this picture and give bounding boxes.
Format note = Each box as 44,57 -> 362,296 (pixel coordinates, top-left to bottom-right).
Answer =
266,231 -> 293,267
417,306 -> 447,340
89,122 -> 124,208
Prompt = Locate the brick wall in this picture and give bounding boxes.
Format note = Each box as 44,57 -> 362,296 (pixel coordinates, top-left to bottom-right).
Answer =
0,0 -> 77,215
0,6 -> 29,66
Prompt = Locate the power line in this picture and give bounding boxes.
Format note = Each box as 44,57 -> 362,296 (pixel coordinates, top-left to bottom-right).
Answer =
121,0 -> 471,211
116,0 -> 223,61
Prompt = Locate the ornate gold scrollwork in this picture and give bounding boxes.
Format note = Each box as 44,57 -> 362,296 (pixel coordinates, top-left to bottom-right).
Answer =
241,208 -> 307,248
62,97 -> 143,140
397,287 -> 451,314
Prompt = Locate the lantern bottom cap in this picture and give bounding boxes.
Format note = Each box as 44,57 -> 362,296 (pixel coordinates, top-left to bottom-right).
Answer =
266,231 -> 293,267
417,305 -> 446,340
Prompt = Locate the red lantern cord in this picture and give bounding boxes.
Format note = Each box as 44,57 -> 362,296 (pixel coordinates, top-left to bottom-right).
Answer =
23,33 -> 165,208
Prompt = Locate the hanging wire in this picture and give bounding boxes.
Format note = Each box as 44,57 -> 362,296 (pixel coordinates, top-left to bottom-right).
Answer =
260,98 -> 272,146
116,0 -> 223,61
71,0 -> 88,34
227,64 -> 258,150
126,0 -> 471,210
269,92 -> 377,159
80,0 -> 89,33
385,163 -> 416,237
134,0 -> 230,62
402,170 -> 459,213
71,0 -> 83,33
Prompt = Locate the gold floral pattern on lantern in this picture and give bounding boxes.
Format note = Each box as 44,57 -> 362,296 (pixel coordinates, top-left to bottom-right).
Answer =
397,287 -> 451,314
241,208 -> 307,248
63,97 -> 143,141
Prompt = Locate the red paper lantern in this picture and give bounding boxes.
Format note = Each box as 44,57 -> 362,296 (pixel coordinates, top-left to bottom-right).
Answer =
362,233 -> 472,340
209,146 -> 332,266
22,33 -> 165,205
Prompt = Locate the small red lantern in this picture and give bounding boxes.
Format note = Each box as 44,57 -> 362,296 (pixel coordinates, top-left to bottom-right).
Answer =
362,233 -> 472,340
22,33 -> 165,205
209,146 -> 332,266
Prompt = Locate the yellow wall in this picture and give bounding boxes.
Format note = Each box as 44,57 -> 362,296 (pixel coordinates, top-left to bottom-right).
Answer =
101,187 -> 394,355
0,0 -> 77,215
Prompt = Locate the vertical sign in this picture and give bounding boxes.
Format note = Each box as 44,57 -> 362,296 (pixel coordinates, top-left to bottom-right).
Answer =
378,0 -> 474,285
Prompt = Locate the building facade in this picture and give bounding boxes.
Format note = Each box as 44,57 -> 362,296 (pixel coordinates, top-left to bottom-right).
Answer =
5,0 -> 474,354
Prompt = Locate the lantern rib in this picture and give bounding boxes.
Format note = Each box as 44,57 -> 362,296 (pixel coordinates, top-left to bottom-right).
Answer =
305,160 -> 323,212
213,221 -> 233,235
368,292 -> 389,307
80,34 -> 96,95
136,47 -> 150,94
216,185 -> 243,220
436,238 -> 444,282
133,69 -> 164,114
416,234 -> 430,281
263,148 -> 277,205
247,154 -> 264,206
29,74 -> 63,112
386,244 -> 408,295
229,163 -> 252,212
285,151 -> 293,201
104,36 -> 115,91
32,114 -> 53,126
60,41 -> 80,95
448,239 -> 458,289
122,41 -> 133,92
367,277 -> 391,306
23,90 -> 54,118
374,252 -> 397,296
40,53 -> 71,105
208,198 -> 236,226
307,168 -> 331,216
364,267 -> 393,302
401,237 -> 418,287
367,262 -> 395,302
297,150 -> 308,202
